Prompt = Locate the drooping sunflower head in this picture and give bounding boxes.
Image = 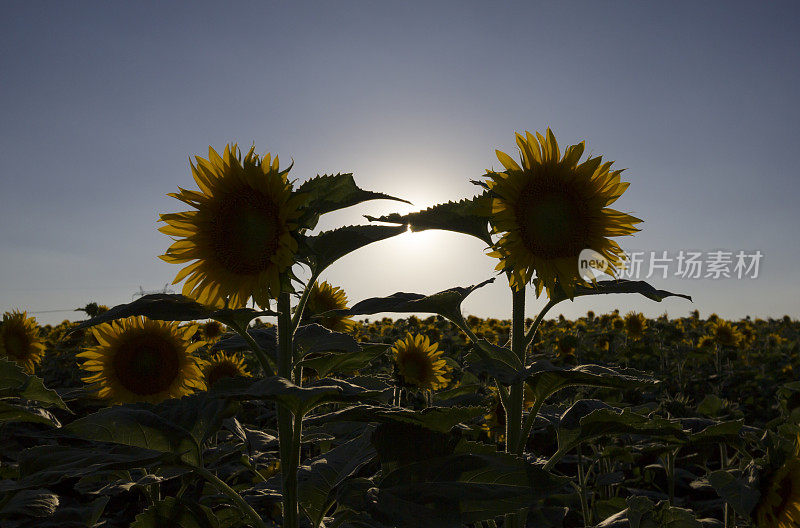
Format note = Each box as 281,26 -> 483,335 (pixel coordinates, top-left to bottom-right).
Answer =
391,333 -> 450,391
711,320 -> 741,348
160,144 -> 307,309
485,129 -> 642,297
201,320 -> 226,342
0,311 -> 46,374
624,312 -> 647,339
78,317 -> 205,404
202,352 -> 250,388
302,281 -> 355,333
755,438 -> 800,528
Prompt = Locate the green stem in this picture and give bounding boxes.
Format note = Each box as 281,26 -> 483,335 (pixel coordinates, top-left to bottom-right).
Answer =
232,322 -> 275,377
515,398 -> 544,455
577,443 -> 591,526
277,292 -> 300,528
194,465 -> 268,528
506,287 -> 526,452
290,271 -> 320,334
523,298 -> 557,349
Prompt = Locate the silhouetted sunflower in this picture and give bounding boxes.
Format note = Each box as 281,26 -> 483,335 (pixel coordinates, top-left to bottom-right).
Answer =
78,317 -> 205,404
755,440 -> 800,528
160,144 -> 305,308
391,333 -> 450,391
201,320 -> 226,342
486,129 -> 641,297
202,352 -> 249,388
711,320 -> 742,348
302,281 -> 354,332
624,312 -> 647,339
0,311 -> 46,374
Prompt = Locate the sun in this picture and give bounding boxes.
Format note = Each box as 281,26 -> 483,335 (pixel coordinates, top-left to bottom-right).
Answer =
78,317 -> 206,404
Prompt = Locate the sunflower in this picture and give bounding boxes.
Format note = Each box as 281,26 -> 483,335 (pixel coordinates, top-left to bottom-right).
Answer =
201,320 -> 226,342
160,144 -> 306,308
302,281 -> 355,332
202,352 -> 250,388
711,320 -> 741,348
485,129 -> 642,297
755,439 -> 800,528
391,333 -> 450,391
557,334 -> 579,357
0,311 -> 46,374
78,317 -> 205,404
624,312 -> 647,339
697,335 -> 716,352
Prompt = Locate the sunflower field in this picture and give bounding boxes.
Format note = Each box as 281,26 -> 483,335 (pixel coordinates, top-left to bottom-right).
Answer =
2,133 -> 799,528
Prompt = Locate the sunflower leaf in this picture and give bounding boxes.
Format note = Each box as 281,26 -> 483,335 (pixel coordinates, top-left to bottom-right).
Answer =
464,340 -> 524,385
298,426 -> 377,528
0,359 -> 68,410
296,173 -> 411,229
294,323 -> 361,358
304,404 -> 485,433
342,453 -> 568,528
0,488 -> 60,519
707,470 -> 760,517
131,497 -> 219,528
210,376 -> 382,416
324,278 -> 495,323
71,294 -> 276,331
64,406 -> 203,466
297,225 -> 406,275
559,280 -> 692,303
365,193 -> 493,246
0,401 -> 61,427
523,361 -> 658,403
298,344 -> 391,379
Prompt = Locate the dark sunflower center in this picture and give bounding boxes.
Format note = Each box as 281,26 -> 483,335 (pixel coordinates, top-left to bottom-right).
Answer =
209,190 -> 282,275
206,361 -> 241,387
3,330 -> 30,359
514,181 -> 590,259
112,332 -> 181,396
399,348 -> 433,384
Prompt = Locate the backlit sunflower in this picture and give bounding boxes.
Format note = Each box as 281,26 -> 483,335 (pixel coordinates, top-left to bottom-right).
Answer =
755,438 -> 800,528
78,317 -> 205,404
203,352 -> 250,388
160,144 -> 306,308
486,129 -> 641,297
391,333 -> 450,391
302,281 -> 355,333
624,312 -> 647,340
0,311 -> 46,374
711,320 -> 742,348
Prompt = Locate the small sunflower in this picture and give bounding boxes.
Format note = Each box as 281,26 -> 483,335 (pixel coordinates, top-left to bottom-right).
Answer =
697,335 -> 717,352
201,320 -> 226,342
711,320 -> 741,348
557,334 -> 579,357
0,311 -> 46,374
624,312 -> 647,340
160,144 -> 306,308
485,129 -> 641,297
755,439 -> 800,528
78,317 -> 205,404
391,333 -> 450,391
302,281 -> 355,333
202,352 -> 250,388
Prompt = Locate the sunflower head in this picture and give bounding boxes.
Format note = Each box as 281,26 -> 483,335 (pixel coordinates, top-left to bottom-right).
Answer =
391,333 -> 450,391
202,352 -> 250,388
201,320 -> 226,342
624,312 -> 647,339
0,311 -> 46,374
697,335 -> 717,352
755,437 -> 800,528
485,129 -> 641,298
711,320 -> 742,348
160,144 -> 307,309
78,317 -> 205,404
302,281 -> 355,333
557,334 -> 578,357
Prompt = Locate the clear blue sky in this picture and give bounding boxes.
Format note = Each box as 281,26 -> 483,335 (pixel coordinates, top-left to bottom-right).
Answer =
2,1 -> 798,325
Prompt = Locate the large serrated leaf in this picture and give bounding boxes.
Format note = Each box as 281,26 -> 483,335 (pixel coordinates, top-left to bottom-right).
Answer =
304,404 -> 485,433
131,497 -> 219,528
524,362 -> 658,403
464,340 -> 524,385
555,400 -> 686,463
298,426 -> 377,528
707,470 -> 760,517
325,278 -> 494,323
563,280 -> 692,303
349,453 -> 568,528
0,401 -> 61,427
365,193 -> 493,246
71,294 -> 276,331
64,406 -> 202,466
0,359 -> 68,410
298,344 -> 390,379
297,173 -> 410,229
0,488 -> 59,519
210,376 -> 381,416
297,225 -> 406,274
294,324 -> 361,358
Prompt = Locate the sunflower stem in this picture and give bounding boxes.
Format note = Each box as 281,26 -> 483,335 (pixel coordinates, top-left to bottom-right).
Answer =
290,271 -> 320,334
505,287 -> 527,528
277,292 -> 300,528
523,298 -> 557,349
194,465 -> 268,528
232,322 -> 276,378
516,397 -> 544,456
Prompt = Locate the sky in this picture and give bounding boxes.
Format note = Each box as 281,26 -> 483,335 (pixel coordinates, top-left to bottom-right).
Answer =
1,1 -> 799,326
